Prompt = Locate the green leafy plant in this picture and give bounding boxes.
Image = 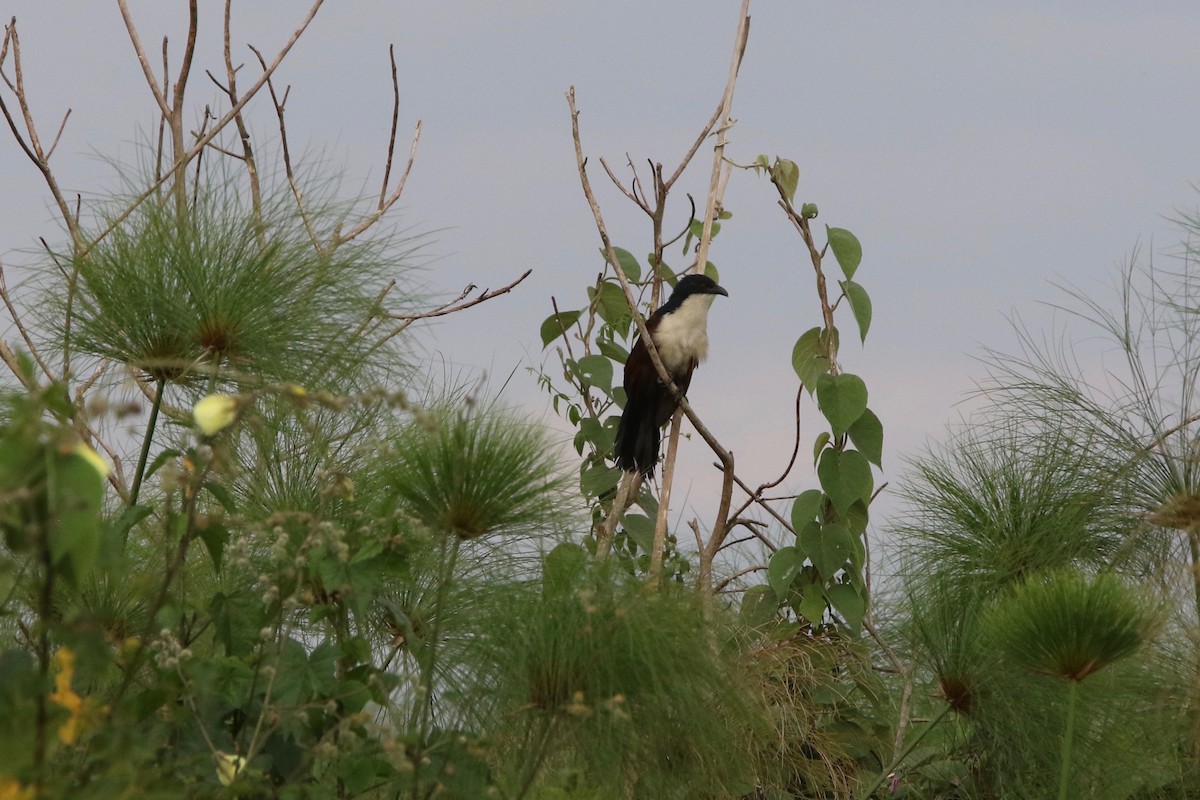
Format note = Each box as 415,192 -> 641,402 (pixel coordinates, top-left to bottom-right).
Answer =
749,156 -> 880,636
987,570 -> 1160,800
890,390 -> 1192,797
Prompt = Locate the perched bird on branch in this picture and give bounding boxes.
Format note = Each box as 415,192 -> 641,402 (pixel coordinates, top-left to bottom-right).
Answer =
613,273 -> 728,477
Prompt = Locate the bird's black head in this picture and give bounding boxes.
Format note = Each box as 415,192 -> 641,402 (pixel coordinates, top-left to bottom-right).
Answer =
671,273 -> 729,299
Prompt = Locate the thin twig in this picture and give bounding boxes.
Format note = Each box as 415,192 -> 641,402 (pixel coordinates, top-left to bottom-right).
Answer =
696,0 -> 752,593
115,0 -> 172,118
0,19 -> 79,242
0,263 -> 53,381
374,269 -> 532,348
599,156 -> 649,213
250,44 -> 322,252
714,563 -> 767,592
337,120 -> 421,246
723,465 -> 794,541
649,407 -> 685,583
222,0 -> 262,225
388,269 -> 532,322
378,44 -> 401,209
44,107 -> 70,160
717,519 -> 770,553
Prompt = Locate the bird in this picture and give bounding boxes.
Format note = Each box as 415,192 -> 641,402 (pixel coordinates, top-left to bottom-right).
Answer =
613,273 -> 728,476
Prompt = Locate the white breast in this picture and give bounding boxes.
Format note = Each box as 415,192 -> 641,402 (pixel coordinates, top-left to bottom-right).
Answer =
651,293 -> 716,374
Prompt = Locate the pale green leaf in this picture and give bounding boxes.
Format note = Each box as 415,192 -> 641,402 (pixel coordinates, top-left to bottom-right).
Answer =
768,545 -> 804,597
792,327 -> 827,393
816,373 -> 868,436
607,246 -> 642,282
797,581 -> 827,626
827,582 -> 867,633
539,309 -> 582,348
621,513 -> 655,552
575,354 -> 614,394
847,407 -> 883,468
589,281 -> 633,332
826,227 -> 862,280
790,489 -> 824,531
817,448 -> 874,514
841,280 -> 872,342
771,158 -> 800,202
812,431 -> 831,465
800,522 -> 854,577
580,462 -> 620,498
740,584 -> 780,628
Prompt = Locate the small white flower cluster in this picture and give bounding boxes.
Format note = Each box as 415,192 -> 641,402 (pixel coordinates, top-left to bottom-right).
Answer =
289,520 -> 351,568
224,532 -> 253,572
150,628 -> 193,670
253,572 -> 280,606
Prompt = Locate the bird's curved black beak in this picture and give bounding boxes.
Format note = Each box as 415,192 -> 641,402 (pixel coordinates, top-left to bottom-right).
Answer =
713,285 -> 729,297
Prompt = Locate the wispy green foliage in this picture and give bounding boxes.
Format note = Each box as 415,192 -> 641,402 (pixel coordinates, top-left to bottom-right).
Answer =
895,420 -> 1151,601
979,243 -> 1200,612
475,546 -> 760,799
369,408 -> 570,540
987,569 -> 1156,682
51,164 -> 412,393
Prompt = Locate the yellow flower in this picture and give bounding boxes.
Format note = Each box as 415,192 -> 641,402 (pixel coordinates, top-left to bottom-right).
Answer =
49,648 -> 85,745
73,442 -> 111,479
215,752 -> 247,786
193,394 -> 239,435
0,778 -> 35,800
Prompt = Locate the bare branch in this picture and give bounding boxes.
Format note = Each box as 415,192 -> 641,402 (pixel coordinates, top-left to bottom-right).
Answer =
714,563 -> 767,593
649,407 -> 685,583
0,19 -> 11,73
79,0 -> 328,259
597,471 -> 642,559
222,0 -> 262,223
0,84 -> 36,163
338,119 -> 422,246
692,0 -> 750,278
723,466 -> 794,541
688,518 -> 704,552
390,269 -> 532,322
0,339 -> 34,389
154,37 -> 168,181
717,518 -> 772,553
656,0 -> 750,591
115,0 -> 172,118
569,84 -> 740,587
661,193 -> 697,249
599,156 -> 649,213
663,103 -> 725,192
44,107 -> 70,160
374,269 -> 532,348
0,19 -> 80,242
379,44 -> 401,208
566,88 -> 671,406
0,262 -> 53,381
250,44 -> 322,252
172,0 -> 199,128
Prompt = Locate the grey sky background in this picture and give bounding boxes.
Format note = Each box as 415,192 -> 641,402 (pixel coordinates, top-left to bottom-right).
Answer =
4,2 -> 1200,564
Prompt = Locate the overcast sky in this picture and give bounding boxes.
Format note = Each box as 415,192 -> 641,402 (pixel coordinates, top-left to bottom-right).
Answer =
4,2 -> 1200,558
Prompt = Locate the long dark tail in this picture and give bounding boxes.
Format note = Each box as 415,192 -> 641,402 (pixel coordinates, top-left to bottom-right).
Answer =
614,394 -> 660,477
